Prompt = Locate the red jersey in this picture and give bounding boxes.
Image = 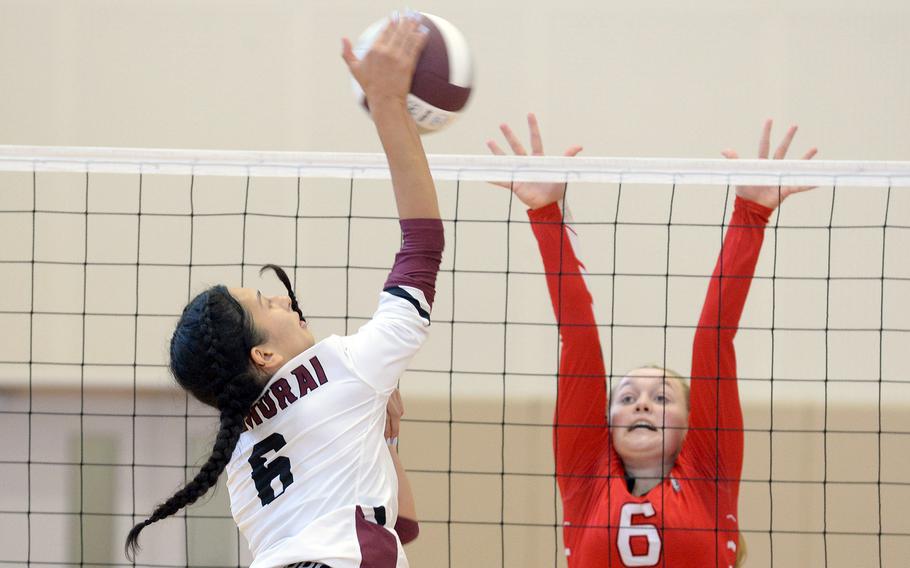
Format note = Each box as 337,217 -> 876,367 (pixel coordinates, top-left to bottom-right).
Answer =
529,197 -> 772,568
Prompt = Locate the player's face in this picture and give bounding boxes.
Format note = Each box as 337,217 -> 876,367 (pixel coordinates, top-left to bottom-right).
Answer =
231,287 -> 315,376
609,368 -> 689,469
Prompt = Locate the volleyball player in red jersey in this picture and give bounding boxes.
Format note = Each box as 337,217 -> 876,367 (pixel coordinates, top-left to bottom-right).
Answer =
487,115 -> 817,567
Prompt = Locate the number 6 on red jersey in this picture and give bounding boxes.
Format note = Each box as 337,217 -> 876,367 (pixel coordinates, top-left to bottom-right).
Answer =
617,502 -> 661,566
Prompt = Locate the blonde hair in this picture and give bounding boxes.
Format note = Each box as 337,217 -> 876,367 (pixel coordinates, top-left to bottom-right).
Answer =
735,533 -> 747,566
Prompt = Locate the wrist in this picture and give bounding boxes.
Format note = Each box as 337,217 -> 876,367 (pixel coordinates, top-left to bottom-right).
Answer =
370,100 -> 417,136
527,201 -> 562,221
368,95 -> 409,113
734,195 -> 774,218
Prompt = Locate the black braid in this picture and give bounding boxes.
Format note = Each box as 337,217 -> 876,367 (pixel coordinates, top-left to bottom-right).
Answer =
260,264 -> 306,322
124,406 -> 246,559
125,286 -> 264,560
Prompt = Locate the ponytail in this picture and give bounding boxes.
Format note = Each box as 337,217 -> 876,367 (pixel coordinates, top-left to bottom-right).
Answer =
260,264 -> 306,322
125,285 -> 264,559
125,403 -> 248,559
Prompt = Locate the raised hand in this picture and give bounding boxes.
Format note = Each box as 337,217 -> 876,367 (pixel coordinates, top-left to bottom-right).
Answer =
722,119 -> 819,209
342,14 -> 428,106
486,113 -> 583,210
342,14 -> 439,220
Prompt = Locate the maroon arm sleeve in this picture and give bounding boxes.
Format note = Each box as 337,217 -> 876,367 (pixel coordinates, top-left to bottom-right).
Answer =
529,204 -> 610,512
384,218 -> 444,308
395,516 -> 419,544
382,220 -> 437,547
687,196 -> 772,485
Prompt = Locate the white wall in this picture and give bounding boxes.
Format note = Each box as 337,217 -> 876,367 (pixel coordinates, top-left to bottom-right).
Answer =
1,0 -> 908,159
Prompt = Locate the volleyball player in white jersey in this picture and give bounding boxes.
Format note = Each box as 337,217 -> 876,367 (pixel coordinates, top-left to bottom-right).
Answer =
125,16 -> 442,568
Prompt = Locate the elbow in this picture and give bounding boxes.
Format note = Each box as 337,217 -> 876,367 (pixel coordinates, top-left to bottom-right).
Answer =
395,516 -> 420,544
560,325 -> 603,358
693,328 -> 734,350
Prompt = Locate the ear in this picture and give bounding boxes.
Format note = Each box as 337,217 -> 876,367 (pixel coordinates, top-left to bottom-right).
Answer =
250,344 -> 285,372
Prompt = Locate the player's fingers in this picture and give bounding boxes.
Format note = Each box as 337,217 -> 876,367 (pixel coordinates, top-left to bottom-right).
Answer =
780,185 -> 817,202
786,149 -> 819,193
486,141 -> 513,188
773,125 -> 798,160
389,410 -> 401,438
374,17 -> 398,49
341,38 -> 359,69
758,119 -> 772,159
388,389 -> 402,425
389,15 -> 417,52
395,390 -> 405,416
500,123 -> 528,156
527,113 -> 545,156
487,140 -> 512,189
564,145 -> 583,157
487,140 -> 506,155
402,21 -> 429,59
721,149 -> 739,160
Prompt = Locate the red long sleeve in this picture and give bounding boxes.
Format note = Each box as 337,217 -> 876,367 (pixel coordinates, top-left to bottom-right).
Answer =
685,196 -> 773,486
528,204 -> 613,511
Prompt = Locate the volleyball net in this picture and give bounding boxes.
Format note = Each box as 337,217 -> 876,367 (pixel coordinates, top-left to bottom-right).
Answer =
0,146 -> 908,567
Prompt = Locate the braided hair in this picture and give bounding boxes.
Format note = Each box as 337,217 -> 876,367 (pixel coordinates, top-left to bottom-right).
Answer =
125,265 -> 302,559
260,264 -> 305,322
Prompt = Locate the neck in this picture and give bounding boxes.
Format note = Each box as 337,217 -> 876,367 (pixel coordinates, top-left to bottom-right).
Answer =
623,458 -> 674,497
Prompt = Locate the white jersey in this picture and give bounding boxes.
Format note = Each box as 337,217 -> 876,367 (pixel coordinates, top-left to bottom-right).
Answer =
225,286 -> 430,568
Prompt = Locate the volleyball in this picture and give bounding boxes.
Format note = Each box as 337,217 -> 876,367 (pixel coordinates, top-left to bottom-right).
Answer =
352,12 -> 474,134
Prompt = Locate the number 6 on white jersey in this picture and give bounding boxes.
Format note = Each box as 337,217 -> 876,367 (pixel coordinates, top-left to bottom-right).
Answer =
617,502 -> 661,566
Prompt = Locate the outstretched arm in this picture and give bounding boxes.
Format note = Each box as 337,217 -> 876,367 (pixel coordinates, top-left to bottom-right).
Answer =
687,196 -> 770,481
530,204 -> 610,486
687,120 -> 818,482
341,16 -> 445,392
488,115 -> 610,508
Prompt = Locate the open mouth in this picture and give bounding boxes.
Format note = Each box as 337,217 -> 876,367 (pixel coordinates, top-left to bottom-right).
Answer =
629,422 -> 658,432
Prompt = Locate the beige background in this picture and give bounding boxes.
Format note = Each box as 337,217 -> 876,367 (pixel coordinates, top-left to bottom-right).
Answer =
2,0 -> 910,159
1,0 -> 909,567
